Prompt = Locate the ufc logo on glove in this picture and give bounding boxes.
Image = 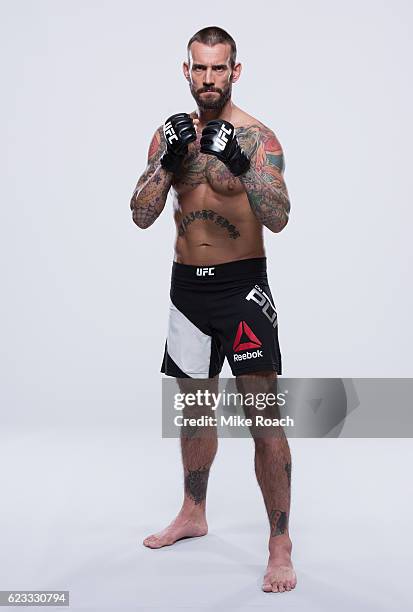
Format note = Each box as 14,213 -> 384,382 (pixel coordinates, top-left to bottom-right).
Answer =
216,123 -> 233,151
164,121 -> 178,144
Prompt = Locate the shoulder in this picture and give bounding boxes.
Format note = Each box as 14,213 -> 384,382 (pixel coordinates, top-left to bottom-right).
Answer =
236,121 -> 283,156
235,118 -> 285,173
257,122 -> 283,153
147,124 -> 164,160
236,120 -> 283,152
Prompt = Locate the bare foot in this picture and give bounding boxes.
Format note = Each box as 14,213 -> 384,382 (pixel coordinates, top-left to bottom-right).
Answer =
143,513 -> 208,549
262,535 -> 297,593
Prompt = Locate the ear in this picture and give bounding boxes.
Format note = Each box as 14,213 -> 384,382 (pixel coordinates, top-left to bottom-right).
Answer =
183,61 -> 190,81
231,62 -> 242,83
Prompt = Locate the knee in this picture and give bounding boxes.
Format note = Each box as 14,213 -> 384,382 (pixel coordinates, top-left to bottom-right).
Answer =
237,370 -> 277,382
253,435 -> 277,453
236,370 -> 277,393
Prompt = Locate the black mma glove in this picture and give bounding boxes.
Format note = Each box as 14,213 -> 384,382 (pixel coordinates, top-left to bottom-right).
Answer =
200,119 -> 250,176
160,113 -> 196,174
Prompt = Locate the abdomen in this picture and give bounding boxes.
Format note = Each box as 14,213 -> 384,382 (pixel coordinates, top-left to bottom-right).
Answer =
172,185 -> 265,265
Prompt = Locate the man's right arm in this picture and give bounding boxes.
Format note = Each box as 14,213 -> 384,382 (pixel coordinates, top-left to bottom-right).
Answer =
130,126 -> 172,229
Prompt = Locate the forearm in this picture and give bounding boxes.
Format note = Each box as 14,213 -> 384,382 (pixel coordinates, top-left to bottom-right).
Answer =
239,167 -> 290,233
130,165 -> 173,229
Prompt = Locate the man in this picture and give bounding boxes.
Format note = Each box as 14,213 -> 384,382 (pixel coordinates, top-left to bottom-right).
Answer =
130,26 -> 296,593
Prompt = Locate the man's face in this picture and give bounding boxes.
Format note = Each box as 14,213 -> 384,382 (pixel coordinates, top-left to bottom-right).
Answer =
184,41 -> 240,111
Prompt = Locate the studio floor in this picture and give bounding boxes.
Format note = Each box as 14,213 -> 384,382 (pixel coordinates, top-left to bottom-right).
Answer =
0,426 -> 411,611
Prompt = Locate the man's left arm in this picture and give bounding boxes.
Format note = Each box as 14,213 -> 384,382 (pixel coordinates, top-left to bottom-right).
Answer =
238,127 -> 291,233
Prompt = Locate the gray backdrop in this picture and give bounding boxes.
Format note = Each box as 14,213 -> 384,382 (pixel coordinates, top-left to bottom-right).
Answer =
1,1 -> 412,610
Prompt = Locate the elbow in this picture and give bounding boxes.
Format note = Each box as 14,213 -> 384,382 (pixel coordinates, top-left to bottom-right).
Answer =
130,197 -> 152,230
277,215 -> 289,233
131,211 -> 153,230
268,213 -> 289,234
265,198 -> 291,233
132,216 -> 152,230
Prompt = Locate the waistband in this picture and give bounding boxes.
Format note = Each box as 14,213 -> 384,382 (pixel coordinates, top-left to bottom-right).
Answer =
171,257 -> 268,284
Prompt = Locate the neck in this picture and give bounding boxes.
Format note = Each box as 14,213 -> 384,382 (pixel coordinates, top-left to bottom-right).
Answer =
196,99 -> 235,126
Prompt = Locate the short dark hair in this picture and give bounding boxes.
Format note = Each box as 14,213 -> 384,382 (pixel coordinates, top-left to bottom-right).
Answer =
187,26 -> 237,68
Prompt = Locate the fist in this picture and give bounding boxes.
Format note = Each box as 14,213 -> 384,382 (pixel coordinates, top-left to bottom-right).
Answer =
160,113 -> 196,174
164,113 -> 196,155
200,119 -> 250,176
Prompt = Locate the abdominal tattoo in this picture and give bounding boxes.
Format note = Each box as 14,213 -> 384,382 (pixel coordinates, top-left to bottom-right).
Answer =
178,209 -> 241,239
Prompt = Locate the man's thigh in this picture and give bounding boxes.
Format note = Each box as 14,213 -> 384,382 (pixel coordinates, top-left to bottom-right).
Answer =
236,370 -> 283,439
175,375 -> 220,439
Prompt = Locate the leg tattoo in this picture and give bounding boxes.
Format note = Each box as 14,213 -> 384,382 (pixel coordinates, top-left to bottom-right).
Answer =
285,462 -> 291,488
184,466 -> 210,505
267,508 -> 288,537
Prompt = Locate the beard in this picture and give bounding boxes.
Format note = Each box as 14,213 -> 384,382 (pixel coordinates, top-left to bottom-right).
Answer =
189,81 -> 232,111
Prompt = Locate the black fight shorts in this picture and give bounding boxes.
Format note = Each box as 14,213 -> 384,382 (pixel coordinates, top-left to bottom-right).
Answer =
161,257 -> 282,378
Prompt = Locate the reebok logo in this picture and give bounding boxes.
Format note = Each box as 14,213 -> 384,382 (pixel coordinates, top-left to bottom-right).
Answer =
233,349 -> 263,362
233,321 -> 262,352
196,267 -> 215,277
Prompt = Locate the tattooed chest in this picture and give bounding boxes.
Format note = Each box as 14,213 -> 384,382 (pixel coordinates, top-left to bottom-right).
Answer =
172,149 -> 245,196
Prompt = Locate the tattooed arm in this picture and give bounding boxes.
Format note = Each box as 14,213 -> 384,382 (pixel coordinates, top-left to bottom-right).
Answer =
130,127 -> 172,229
238,126 -> 291,233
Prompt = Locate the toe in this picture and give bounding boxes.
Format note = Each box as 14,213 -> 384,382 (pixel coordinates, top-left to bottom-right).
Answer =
143,535 -> 155,543
271,582 -> 279,593
144,536 -> 160,548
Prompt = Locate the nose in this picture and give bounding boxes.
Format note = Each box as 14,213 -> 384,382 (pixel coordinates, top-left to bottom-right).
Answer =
203,67 -> 214,86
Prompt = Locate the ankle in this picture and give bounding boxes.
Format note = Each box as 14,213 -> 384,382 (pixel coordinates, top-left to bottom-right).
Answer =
179,505 -> 207,522
268,533 -> 292,553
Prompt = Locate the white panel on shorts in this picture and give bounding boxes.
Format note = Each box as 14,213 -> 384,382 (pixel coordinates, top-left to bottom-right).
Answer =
166,299 -> 211,378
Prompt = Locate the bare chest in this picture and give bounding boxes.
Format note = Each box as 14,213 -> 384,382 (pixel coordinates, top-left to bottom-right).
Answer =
171,142 -> 245,197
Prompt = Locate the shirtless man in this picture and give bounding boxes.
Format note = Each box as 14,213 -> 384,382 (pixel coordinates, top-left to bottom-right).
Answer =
130,26 -> 296,593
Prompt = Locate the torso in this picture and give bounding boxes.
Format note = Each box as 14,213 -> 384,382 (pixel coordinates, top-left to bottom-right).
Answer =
171,108 -> 266,265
